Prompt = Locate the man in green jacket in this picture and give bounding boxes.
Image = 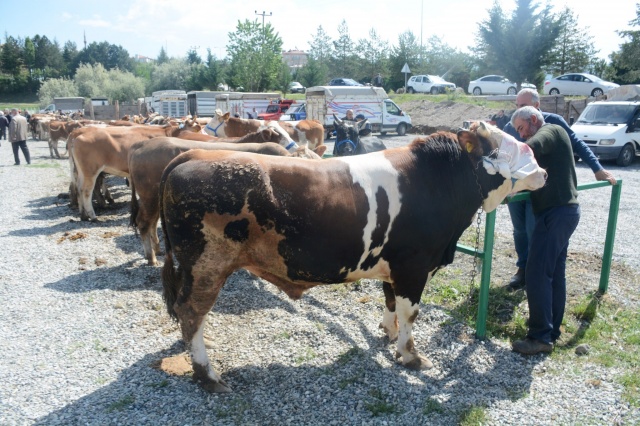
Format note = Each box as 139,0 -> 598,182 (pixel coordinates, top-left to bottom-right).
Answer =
510,106 -> 580,355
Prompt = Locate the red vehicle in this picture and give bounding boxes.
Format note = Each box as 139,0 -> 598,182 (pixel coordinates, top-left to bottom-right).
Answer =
257,99 -> 296,120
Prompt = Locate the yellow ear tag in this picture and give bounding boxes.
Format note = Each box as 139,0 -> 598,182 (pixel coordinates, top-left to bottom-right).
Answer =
466,143 -> 473,153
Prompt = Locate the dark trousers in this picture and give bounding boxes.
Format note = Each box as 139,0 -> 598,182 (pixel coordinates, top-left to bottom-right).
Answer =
11,140 -> 31,164
525,204 -> 580,344
507,199 -> 535,269
0,127 -> 6,140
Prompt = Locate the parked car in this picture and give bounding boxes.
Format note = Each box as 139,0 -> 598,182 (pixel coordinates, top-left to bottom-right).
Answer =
289,81 -> 305,93
467,75 -> 536,96
407,75 -> 456,94
328,78 -> 363,87
543,73 -> 619,97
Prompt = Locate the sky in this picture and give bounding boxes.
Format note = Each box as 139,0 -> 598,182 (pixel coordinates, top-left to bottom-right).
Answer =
2,0 -> 636,66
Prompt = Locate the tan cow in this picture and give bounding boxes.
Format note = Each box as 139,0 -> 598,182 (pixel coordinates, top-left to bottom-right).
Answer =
48,120 -> 84,158
204,111 -> 325,151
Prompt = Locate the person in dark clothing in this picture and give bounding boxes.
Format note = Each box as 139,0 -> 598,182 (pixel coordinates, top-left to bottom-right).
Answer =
502,88 -> 616,291
510,106 -> 580,355
491,109 -> 509,130
0,113 -> 8,141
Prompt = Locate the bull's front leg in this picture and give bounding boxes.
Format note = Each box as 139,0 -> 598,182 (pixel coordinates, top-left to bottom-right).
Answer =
394,296 -> 433,370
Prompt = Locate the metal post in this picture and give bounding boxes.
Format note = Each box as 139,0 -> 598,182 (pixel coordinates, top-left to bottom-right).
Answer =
475,209 -> 496,339
254,10 -> 272,44
599,180 -> 622,293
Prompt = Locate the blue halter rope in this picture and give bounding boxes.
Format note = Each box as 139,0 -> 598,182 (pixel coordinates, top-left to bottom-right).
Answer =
205,120 -> 224,136
335,138 -> 357,154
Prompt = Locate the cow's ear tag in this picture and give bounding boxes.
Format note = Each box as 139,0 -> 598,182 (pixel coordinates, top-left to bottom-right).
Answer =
466,143 -> 474,153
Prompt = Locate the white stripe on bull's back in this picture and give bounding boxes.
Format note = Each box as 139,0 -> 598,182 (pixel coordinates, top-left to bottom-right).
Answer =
336,152 -> 401,273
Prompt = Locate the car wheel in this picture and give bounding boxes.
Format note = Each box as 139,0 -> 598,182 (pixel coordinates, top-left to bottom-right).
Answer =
472,87 -> 482,96
616,144 -> 635,167
549,88 -> 560,95
507,87 -> 516,95
380,131 -> 387,136
396,123 -> 407,136
591,88 -> 604,97
430,87 -> 439,95
407,87 -> 415,94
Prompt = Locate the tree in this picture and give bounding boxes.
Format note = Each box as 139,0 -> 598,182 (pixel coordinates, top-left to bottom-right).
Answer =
227,19 -> 283,91
298,57 -> 327,88
547,7 -> 599,75
355,29 -> 389,85
475,0 -> 562,88
186,47 -> 202,65
157,46 -> 169,64
72,42 -> 133,74
104,68 -> 145,102
37,77 -> 78,106
200,48 -> 226,90
387,31 -> 422,91
62,41 -> 79,77
74,63 -> 110,98
23,37 -> 36,76
147,58 -> 191,92
609,3 -> 640,84
308,26 -> 332,68
331,20 -> 358,78
1,35 -> 23,76
33,35 -> 64,77
275,61 -> 293,96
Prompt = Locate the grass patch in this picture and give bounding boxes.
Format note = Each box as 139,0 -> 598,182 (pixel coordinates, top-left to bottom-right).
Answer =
294,347 -> 317,365
336,347 -> 365,365
214,396 -> 251,419
365,389 -> 397,416
107,394 -> 135,412
459,405 -> 487,425
422,397 -> 445,415
27,162 -> 62,169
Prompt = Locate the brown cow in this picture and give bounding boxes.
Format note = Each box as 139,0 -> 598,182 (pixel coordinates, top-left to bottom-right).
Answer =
129,133 -> 295,265
204,111 -> 325,150
48,120 -> 84,158
68,124 -> 188,221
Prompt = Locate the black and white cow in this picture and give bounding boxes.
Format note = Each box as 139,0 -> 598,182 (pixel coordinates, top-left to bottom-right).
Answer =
332,115 -> 387,156
158,122 -> 546,392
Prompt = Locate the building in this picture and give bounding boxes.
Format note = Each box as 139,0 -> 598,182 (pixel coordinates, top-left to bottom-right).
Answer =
133,54 -> 154,64
282,49 -> 308,73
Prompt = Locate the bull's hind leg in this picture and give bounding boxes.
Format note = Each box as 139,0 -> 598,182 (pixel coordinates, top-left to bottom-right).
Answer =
379,281 -> 399,341
174,270 -> 231,392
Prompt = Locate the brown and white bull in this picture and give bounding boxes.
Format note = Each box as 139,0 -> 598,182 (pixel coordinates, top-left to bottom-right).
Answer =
204,110 -> 325,150
158,122 -> 546,392
47,120 -> 84,158
129,132 -> 325,265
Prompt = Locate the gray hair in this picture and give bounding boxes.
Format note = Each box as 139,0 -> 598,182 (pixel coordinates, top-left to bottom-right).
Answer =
517,88 -> 540,104
510,106 -> 544,127
10,108 -> 18,114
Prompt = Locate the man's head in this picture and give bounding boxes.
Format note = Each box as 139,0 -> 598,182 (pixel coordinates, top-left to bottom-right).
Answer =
345,109 -> 354,120
515,88 -> 540,109
10,108 -> 18,116
510,106 -> 544,140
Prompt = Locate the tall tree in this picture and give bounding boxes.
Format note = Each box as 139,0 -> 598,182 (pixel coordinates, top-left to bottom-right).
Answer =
331,20 -> 357,78
62,41 -> 78,77
186,47 -> 202,65
72,42 -> 133,74
609,3 -> 640,84
23,37 -> 36,76
547,7 -> 599,75
355,29 -> 389,84
298,57 -> 327,88
308,26 -> 332,68
227,19 -> 283,92
1,35 -> 23,76
475,0 -> 562,87
387,31 -> 422,91
275,61 -> 293,95
157,46 -> 169,64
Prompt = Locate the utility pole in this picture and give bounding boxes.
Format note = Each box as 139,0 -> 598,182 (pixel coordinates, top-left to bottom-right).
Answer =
254,10 -> 272,44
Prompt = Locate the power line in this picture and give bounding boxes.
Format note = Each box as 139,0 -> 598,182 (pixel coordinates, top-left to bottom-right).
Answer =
254,10 -> 272,44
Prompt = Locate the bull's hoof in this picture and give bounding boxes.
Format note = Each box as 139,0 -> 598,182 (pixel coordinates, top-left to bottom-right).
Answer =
395,351 -> 433,370
146,259 -> 158,267
198,378 -> 232,393
379,322 -> 398,342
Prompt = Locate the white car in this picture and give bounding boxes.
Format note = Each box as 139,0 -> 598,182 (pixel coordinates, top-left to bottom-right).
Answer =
543,73 -> 619,97
289,81 -> 305,93
468,75 -> 536,96
407,75 -> 456,94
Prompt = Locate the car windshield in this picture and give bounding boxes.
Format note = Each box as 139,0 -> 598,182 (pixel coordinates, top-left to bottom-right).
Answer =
576,104 -> 636,125
343,79 -> 359,85
266,105 -> 279,113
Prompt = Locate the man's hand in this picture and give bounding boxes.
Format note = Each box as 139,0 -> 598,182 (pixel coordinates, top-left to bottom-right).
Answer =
594,169 -> 617,185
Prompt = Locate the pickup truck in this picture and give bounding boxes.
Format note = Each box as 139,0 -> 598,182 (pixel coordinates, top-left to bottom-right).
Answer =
281,103 -> 306,121
257,99 -> 296,120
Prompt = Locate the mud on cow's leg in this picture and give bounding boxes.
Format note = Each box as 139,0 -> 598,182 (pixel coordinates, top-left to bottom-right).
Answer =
394,296 -> 433,370
379,281 -> 399,341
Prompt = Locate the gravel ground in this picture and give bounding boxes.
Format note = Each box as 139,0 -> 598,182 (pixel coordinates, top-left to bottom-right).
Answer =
1,136 -> 639,425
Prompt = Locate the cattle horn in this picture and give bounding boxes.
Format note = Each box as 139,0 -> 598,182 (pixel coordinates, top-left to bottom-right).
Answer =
333,114 -> 343,126
476,121 -> 491,139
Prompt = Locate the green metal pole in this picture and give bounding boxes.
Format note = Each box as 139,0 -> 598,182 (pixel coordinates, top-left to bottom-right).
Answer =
475,209 -> 496,339
599,180 -> 622,293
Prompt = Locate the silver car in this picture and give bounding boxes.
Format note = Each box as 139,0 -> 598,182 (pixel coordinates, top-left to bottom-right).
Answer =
543,73 -> 619,97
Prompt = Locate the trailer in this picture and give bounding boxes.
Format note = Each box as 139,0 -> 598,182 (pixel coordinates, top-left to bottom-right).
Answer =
215,92 -> 281,118
151,90 -> 188,117
187,91 -> 226,117
40,97 -> 85,114
306,86 -> 411,138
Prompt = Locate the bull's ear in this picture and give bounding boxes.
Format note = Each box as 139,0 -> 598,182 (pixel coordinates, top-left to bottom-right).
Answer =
260,128 -> 273,141
223,112 -> 230,121
476,121 -> 492,139
457,129 -> 483,157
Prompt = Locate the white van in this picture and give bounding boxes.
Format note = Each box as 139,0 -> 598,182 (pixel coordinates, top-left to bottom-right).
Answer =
305,86 -> 411,138
571,101 -> 640,167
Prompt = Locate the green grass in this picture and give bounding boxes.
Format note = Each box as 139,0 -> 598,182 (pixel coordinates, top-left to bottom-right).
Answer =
336,347 -> 365,365
107,394 -> 135,412
422,397 -> 445,415
459,405 -> 487,425
365,389 -> 397,416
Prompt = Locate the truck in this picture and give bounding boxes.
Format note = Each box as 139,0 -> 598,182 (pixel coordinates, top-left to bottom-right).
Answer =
305,86 -> 411,138
187,91 -> 226,117
257,99 -> 296,120
151,90 -> 188,117
570,85 -> 640,167
215,92 -> 281,118
40,97 -> 85,114
281,102 -> 306,121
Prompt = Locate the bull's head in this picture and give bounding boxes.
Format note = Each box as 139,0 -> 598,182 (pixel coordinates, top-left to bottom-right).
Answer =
458,121 -> 546,212
332,114 -> 369,156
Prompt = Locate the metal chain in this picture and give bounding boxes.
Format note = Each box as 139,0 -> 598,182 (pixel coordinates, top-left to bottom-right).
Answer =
468,207 -> 483,303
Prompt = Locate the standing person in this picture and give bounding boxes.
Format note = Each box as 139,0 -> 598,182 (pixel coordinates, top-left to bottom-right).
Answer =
491,109 -> 509,130
510,106 -> 581,354
0,112 -> 8,141
373,73 -> 383,87
502,88 -> 616,290
342,109 -> 355,121
8,108 -> 30,165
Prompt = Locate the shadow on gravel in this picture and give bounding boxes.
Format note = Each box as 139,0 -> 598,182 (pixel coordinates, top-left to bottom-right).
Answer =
32,324 -> 538,425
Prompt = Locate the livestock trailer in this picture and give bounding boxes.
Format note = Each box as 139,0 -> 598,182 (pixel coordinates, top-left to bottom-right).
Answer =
187,91 -> 226,117
214,92 -> 281,119
151,90 -> 188,117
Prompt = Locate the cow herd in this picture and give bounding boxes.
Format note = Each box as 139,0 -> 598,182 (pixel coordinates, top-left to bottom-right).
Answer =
49,112 -> 547,393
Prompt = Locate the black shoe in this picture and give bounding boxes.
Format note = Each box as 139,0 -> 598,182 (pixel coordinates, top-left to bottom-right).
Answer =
507,268 -> 526,291
14,163 -> 20,166
512,338 -> 553,355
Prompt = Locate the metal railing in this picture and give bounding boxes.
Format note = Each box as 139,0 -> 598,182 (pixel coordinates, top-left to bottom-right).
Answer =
456,180 -> 623,338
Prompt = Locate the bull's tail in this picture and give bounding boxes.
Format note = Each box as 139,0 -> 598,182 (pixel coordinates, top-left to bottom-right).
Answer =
129,178 -> 139,232
159,153 -> 191,321
67,141 -> 79,208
